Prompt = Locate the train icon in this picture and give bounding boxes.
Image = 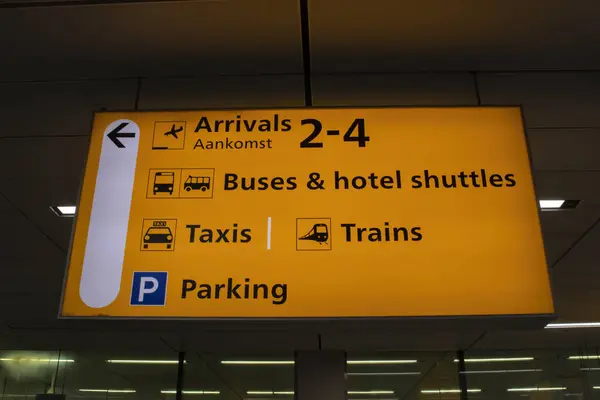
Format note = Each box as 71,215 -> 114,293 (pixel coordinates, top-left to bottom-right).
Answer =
298,223 -> 329,244
296,218 -> 332,251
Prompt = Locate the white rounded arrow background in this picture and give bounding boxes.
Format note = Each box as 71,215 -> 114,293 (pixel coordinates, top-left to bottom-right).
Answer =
80,119 -> 140,308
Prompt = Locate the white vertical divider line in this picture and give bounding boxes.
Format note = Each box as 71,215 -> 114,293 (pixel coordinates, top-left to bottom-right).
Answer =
79,119 -> 140,308
267,217 -> 272,250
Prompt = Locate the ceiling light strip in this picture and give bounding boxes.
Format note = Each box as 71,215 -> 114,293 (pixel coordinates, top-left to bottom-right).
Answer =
223,361 -> 294,365
161,390 -> 220,395
453,357 -> 534,363
247,390 -> 395,396
539,200 -> 565,209
0,358 -> 75,363
347,372 -> 421,376
347,360 -> 417,365
506,387 -> 566,392
569,356 -> 600,360
460,368 -> 542,374
421,389 -> 481,394
546,322 -> 600,329
106,359 -> 183,364
347,391 -> 395,395
223,360 -> 415,365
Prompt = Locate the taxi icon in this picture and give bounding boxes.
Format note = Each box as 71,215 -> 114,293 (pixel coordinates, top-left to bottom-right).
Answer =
143,226 -> 174,249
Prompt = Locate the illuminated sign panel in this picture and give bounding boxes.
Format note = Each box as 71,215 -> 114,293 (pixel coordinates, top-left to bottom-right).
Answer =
60,107 -> 554,318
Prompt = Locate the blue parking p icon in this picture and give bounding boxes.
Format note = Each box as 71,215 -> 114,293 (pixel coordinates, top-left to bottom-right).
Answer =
130,272 -> 168,306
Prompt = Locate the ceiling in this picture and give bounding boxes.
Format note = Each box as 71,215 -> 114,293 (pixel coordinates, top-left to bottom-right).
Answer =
0,0 -> 597,372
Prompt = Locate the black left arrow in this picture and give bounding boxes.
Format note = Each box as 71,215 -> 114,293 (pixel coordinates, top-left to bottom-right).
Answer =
107,122 -> 136,148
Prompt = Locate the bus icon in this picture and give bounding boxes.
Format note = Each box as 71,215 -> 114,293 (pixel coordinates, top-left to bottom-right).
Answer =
183,175 -> 211,192
153,172 -> 175,195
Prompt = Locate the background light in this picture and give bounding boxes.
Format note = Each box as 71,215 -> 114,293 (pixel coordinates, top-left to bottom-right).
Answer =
107,359 -> 182,364
569,355 -> 600,360
222,360 -> 294,365
348,360 -> 417,365
0,358 -> 74,363
453,357 -> 534,363
347,391 -> 394,395
546,322 -> 600,329
460,369 -> 542,374
223,359 -> 416,365
507,387 -> 566,392
50,205 -> 76,217
347,372 -> 421,376
161,391 -> 220,395
421,389 -> 482,394
539,200 -> 564,209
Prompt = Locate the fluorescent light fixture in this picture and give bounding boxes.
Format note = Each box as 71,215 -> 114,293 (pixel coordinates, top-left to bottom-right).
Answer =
246,391 -> 293,396
161,391 -> 220,395
349,399 -> 397,400
222,360 -> 294,365
453,357 -> 534,363
50,205 -> 76,217
460,369 -> 542,374
106,359 -> 183,364
569,356 -> 600,360
347,372 -> 421,376
0,358 -> 74,363
546,322 -> 600,329
539,200 -> 581,211
421,389 -> 481,394
507,387 -> 566,392
79,390 -> 136,394
582,368 -> 600,371
347,391 -> 395,395
347,360 -> 417,365
223,359 -> 415,365
539,200 -> 564,209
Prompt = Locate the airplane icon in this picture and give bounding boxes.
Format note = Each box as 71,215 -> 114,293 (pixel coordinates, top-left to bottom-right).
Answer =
164,124 -> 183,139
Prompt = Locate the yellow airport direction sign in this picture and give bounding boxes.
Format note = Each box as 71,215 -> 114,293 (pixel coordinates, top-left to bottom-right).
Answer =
60,107 -> 554,318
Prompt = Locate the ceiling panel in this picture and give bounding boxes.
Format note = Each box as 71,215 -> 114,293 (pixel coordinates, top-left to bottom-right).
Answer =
528,128 -> 600,171
0,80 -> 137,138
0,177 -> 81,250
312,73 -> 478,106
474,329 -> 600,349
540,209 -> 598,235
478,72 -> 600,128
0,237 -> 66,291
139,75 -> 305,110
0,138 -> 88,179
309,0 -> 600,73
534,171 -> 600,207
551,222 -> 600,272
0,0 -> 302,81
543,233 -> 580,266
